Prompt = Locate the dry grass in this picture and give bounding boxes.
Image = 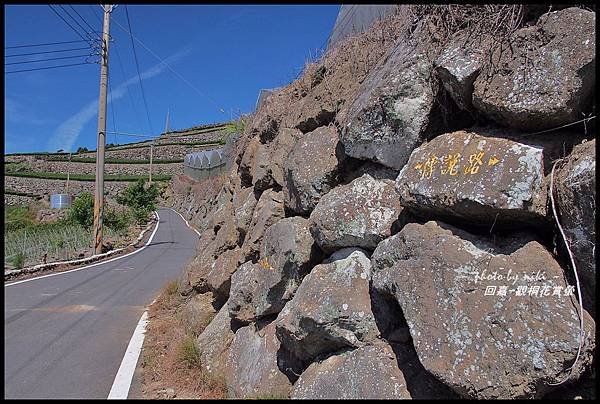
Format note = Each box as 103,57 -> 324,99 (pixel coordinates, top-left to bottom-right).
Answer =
138,281 -> 227,399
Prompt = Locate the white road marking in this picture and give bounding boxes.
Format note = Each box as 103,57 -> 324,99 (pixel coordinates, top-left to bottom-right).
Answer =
4,211 -> 162,287
107,310 -> 149,399
168,208 -> 201,237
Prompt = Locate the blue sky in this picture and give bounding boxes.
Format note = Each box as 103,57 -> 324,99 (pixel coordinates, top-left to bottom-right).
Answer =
4,4 -> 340,153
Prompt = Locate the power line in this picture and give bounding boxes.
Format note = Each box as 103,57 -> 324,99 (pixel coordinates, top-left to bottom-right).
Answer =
47,4 -> 91,43
58,4 -> 93,40
124,5 -> 154,135
5,61 -> 93,74
111,12 -> 226,114
108,69 -> 118,144
69,5 -> 96,35
113,42 -> 144,134
5,39 -> 91,49
5,46 -> 94,58
5,53 -> 93,66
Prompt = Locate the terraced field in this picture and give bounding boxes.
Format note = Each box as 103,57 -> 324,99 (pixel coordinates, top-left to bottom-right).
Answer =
4,121 -> 232,205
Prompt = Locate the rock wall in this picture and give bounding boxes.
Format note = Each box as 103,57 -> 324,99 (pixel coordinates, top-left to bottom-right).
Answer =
4,176 -> 137,200
172,6 -> 596,399
24,160 -> 183,176
77,144 -> 218,161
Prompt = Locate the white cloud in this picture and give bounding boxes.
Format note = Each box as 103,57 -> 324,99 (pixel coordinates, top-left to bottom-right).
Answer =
47,48 -> 190,152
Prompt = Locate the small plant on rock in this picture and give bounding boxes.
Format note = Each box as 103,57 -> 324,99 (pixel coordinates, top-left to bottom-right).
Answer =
177,335 -> 202,368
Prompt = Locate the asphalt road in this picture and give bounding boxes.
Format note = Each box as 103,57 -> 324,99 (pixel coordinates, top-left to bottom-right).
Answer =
4,208 -> 199,399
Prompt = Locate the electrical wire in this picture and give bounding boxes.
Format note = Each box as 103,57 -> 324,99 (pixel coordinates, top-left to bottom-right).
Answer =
47,4 -> 91,43
58,4 -> 94,41
108,69 -> 118,144
69,5 -> 96,34
5,61 -> 93,74
5,53 -> 93,65
113,42 -> 144,134
111,13 -> 226,114
124,5 -> 154,135
6,46 -> 93,58
5,39 -> 90,49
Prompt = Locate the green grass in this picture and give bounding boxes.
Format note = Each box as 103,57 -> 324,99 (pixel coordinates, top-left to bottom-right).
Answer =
4,220 -> 121,268
105,139 -> 224,151
5,189 -> 42,199
5,162 -> 32,173
5,171 -> 172,182
5,140 -> 223,158
43,156 -> 184,164
4,205 -> 36,231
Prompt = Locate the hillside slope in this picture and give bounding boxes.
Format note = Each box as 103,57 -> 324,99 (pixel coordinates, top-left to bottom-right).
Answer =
4,122 -> 229,205
158,5 -> 596,399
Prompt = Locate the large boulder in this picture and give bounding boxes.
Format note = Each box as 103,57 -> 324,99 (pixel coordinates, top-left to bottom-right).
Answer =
180,292 -> 217,337
182,202 -> 239,294
224,322 -> 292,399
395,130 -> 547,228
290,341 -> 411,399
554,139 -> 596,314
195,303 -> 235,378
434,35 -> 488,111
208,201 -> 239,257
472,7 -> 595,131
275,248 -> 378,366
251,142 -> 275,191
310,174 -> 405,251
232,186 -> 259,239
228,217 -> 320,323
205,247 -> 243,307
250,128 -> 304,191
283,125 -> 345,214
269,128 -> 303,187
239,136 -> 260,187
372,221 -> 596,399
340,43 -> 435,170
241,189 -> 285,262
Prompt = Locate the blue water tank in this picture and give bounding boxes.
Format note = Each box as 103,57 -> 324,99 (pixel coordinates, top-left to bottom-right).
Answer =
50,194 -> 72,209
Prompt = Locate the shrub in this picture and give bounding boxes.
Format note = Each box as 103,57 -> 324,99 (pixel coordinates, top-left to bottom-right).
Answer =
116,179 -> 160,224
68,192 -> 94,228
104,207 -> 132,234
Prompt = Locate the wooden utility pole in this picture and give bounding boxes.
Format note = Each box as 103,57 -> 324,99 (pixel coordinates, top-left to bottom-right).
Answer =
66,153 -> 72,194
92,4 -> 113,255
164,108 -> 170,134
149,141 -> 154,184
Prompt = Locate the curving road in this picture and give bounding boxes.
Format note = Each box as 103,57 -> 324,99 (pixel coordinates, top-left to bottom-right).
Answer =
4,208 -> 199,399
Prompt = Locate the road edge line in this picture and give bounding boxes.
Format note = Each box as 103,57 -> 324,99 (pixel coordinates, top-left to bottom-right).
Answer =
167,207 -> 201,237
107,310 -> 149,399
4,210 -> 162,287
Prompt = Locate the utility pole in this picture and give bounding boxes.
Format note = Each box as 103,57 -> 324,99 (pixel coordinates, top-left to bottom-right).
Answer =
149,141 -> 153,184
164,108 -> 170,134
92,4 -> 113,255
66,153 -> 72,194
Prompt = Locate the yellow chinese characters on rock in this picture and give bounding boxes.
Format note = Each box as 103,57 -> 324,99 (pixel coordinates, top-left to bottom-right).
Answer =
414,150 -> 501,179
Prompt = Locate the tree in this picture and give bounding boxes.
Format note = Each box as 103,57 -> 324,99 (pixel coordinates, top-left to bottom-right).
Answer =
76,146 -> 89,153
116,179 -> 159,224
